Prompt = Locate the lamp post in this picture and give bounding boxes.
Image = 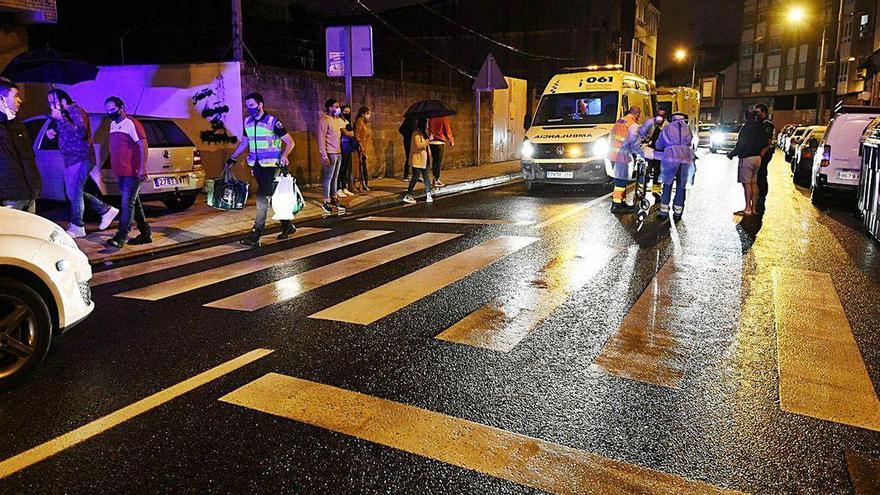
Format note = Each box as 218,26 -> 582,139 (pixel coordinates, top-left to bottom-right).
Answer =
786,4 -> 833,124
674,48 -> 697,88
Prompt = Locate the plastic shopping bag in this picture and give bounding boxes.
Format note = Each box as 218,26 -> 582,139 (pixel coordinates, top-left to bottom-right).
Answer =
272,175 -> 297,220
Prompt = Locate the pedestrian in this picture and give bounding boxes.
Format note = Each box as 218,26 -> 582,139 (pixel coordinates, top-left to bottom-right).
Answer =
0,80 -> 40,213
105,96 -> 152,248
46,89 -> 119,238
399,117 -> 416,182
317,98 -> 348,215
654,113 -> 697,221
428,115 -> 454,188
754,103 -> 775,214
727,111 -> 767,216
225,92 -> 297,247
402,118 -> 433,204
337,104 -> 356,198
639,108 -> 667,200
607,106 -> 642,213
353,106 -> 372,192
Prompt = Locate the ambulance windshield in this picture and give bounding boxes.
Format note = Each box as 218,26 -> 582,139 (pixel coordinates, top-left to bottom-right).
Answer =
533,91 -> 619,126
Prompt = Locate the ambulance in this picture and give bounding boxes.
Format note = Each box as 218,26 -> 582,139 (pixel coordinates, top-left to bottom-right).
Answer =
656,86 -> 700,146
521,66 -> 655,189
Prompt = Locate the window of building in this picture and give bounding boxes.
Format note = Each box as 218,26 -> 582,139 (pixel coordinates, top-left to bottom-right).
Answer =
769,37 -> 782,55
842,17 -> 853,44
754,40 -> 765,55
742,41 -> 754,58
701,79 -> 715,98
799,43 -> 808,63
744,0 -> 756,14
839,60 -> 850,84
738,70 -> 752,93
767,67 -> 780,89
859,12 -> 872,39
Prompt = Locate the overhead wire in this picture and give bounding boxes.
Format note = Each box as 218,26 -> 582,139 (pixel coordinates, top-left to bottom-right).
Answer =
355,0 -> 476,80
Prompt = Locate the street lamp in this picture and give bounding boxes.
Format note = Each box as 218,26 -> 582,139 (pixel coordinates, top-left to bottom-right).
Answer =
674,48 -> 696,88
786,4 -> 830,124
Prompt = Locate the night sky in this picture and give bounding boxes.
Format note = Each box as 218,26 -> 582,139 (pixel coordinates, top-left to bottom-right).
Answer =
656,0 -> 743,72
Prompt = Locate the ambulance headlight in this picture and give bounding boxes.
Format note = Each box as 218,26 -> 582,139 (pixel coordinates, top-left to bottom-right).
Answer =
521,139 -> 534,159
592,138 -> 610,158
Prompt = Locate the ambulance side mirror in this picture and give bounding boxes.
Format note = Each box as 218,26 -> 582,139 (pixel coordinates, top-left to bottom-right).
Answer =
523,113 -> 532,130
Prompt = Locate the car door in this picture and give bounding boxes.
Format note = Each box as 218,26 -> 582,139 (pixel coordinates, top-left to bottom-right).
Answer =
25,117 -> 67,201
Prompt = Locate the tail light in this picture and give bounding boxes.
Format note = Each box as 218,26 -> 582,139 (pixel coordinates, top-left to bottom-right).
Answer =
193,149 -> 202,169
803,149 -> 813,160
821,144 -> 831,167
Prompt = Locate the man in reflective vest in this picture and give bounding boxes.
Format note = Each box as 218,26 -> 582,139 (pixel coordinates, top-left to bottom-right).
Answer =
607,106 -> 641,214
226,92 -> 296,247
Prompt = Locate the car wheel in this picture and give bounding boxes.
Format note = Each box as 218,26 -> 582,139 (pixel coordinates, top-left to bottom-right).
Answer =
793,164 -> 809,187
810,181 -> 827,205
0,278 -> 52,390
162,193 -> 198,211
710,147 -> 716,154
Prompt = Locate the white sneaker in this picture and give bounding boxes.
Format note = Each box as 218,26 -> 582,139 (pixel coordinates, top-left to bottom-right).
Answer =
402,195 -> 416,204
66,224 -> 86,238
426,194 -> 434,203
343,188 -> 354,196
99,206 -> 119,230
336,190 -> 349,198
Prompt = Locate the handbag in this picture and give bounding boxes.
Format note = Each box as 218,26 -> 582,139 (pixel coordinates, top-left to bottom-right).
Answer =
206,167 -> 249,210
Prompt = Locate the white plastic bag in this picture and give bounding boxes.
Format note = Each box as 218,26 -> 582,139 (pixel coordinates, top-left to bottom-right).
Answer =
272,175 -> 296,220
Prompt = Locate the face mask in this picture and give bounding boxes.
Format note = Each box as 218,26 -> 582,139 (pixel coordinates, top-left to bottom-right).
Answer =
332,108 -> 341,116
248,107 -> 260,117
655,116 -> 664,124
0,98 -> 16,120
108,110 -> 121,120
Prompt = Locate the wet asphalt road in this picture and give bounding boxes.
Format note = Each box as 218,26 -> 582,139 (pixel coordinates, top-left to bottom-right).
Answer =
1,151 -> 880,494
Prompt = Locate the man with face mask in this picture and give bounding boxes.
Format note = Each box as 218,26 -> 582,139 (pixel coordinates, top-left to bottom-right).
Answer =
317,98 -> 348,215
46,89 -> 119,238
226,92 -> 296,248
0,80 -> 40,213
105,96 -> 152,248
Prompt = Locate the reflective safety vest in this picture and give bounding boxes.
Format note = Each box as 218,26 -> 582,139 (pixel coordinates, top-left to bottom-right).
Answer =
607,117 -> 632,164
244,113 -> 283,167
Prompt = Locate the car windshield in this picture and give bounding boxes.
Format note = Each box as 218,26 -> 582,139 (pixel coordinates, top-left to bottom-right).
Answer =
140,120 -> 194,147
718,123 -> 743,133
533,91 -> 619,126
699,125 -> 714,131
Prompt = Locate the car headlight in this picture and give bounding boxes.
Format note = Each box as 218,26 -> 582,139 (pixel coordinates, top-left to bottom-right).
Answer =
521,139 -> 534,159
49,227 -> 79,251
592,138 -> 610,158
711,132 -> 724,144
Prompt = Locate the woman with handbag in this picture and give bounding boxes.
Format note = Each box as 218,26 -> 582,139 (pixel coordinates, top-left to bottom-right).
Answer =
353,106 -> 372,192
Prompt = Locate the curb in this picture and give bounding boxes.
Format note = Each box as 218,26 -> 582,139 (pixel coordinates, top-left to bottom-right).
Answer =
90,171 -> 523,269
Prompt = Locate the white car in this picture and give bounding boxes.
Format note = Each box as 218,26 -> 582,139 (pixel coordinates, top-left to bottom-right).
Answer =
811,108 -> 880,204
0,207 -> 94,388
24,115 -> 206,211
697,124 -> 715,148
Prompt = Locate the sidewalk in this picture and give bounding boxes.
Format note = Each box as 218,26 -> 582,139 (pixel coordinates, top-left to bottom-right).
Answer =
71,160 -> 521,266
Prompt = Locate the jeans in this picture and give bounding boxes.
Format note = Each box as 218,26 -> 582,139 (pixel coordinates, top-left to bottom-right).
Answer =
430,143 -> 445,180
321,153 -> 342,200
2,199 -> 35,213
757,151 -> 771,213
660,164 -> 688,214
116,176 -> 150,238
65,160 -> 110,227
253,165 -> 292,234
407,168 -> 432,195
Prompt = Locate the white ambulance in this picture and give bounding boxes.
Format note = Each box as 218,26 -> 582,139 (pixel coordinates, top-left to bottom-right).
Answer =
521,66 -> 655,190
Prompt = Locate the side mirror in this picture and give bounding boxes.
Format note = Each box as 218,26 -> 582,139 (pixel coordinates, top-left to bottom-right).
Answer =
808,137 -> 819,148
523,113 -> 532,130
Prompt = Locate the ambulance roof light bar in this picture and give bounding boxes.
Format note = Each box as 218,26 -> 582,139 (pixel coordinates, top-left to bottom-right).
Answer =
560,63 -> 624,73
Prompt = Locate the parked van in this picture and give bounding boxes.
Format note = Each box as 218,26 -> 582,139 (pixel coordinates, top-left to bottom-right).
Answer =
24,114 -> 206,211
810,106 -> 880,204
656,86 -> 700,145
859,116 -> 880,240
521,66 -> 654,189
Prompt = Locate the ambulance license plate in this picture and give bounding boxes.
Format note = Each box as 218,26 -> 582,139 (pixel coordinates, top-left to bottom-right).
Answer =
547,171 -> 574,179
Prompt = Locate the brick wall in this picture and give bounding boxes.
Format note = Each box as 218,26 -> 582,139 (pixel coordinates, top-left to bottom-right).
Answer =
240,64 -> 494,186
0,0 -> 56,23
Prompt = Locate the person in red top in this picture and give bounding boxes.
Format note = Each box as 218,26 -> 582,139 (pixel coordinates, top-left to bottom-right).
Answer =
105,96 -> 152,248
427,116 -> 454,187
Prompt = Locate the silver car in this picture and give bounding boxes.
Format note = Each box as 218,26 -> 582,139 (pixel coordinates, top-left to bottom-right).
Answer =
25,115 -> 206,211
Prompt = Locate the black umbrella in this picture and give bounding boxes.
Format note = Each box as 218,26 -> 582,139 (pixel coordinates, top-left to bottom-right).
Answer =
1,49 -> 98,85
403,99 -> 457,119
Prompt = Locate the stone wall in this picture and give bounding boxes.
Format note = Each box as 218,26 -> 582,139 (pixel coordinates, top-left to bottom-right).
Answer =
240,64 -> 495,186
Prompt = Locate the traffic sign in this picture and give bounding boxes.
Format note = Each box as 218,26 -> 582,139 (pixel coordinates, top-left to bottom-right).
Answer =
473,54 -> 508,92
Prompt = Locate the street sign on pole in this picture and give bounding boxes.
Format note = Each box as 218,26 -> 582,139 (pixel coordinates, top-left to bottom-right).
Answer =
472,54 -> 507,168
326,25 -> 374,105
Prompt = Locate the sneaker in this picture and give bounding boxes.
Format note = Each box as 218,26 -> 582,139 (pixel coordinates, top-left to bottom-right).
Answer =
337,190 -> 349,198
65,224 -> 86,238
610,203 -> 636,214
673,213 -> 683,222
127,233 -> 152,245
321,202 -> 334,214
106,236 -> 126,248
331,199 -> 347,213
402,177 -> 410,183
433,179 -> 445,187
402,195 -> 416,204
658,211 -> 669,219
98,206 -> 120,230
342,188 -> 354,196
362,184 -> 370,191
239,233 -> 261,248
426,194 -> 434,203
276,223 -> 296,240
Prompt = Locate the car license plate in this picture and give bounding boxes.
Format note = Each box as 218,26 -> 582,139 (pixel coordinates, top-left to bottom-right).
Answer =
547,171 -> 574,179
153,176 -> 190,189
837,170 -> 859,181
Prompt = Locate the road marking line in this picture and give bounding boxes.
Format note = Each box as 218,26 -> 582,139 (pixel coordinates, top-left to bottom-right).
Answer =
846,450 -> 880,494
532,193 -> 612,230
115,230 -> 393,301
220,373 -> 744,495
91,228 -> 328,287
436,244 -> 622,352
591,257 -> 687,389
309,235 -> 538,325
0,348 -> 274,479
205,233 -> 462,311
772,267 -> 880,431
359,216 -> 532,225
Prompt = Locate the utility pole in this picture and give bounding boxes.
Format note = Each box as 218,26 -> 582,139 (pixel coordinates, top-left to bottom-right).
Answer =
231,0 -> 244,62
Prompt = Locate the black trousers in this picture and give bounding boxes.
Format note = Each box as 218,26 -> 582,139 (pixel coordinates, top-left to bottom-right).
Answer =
430,143 -> 445,180
757,151 -> 772,214
338,151 -> 352,190
253,166 -> 291,234
402,137 -> 411,179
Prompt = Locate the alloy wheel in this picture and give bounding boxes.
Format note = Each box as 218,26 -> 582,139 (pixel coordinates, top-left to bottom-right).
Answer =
0,295 -> 37,380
